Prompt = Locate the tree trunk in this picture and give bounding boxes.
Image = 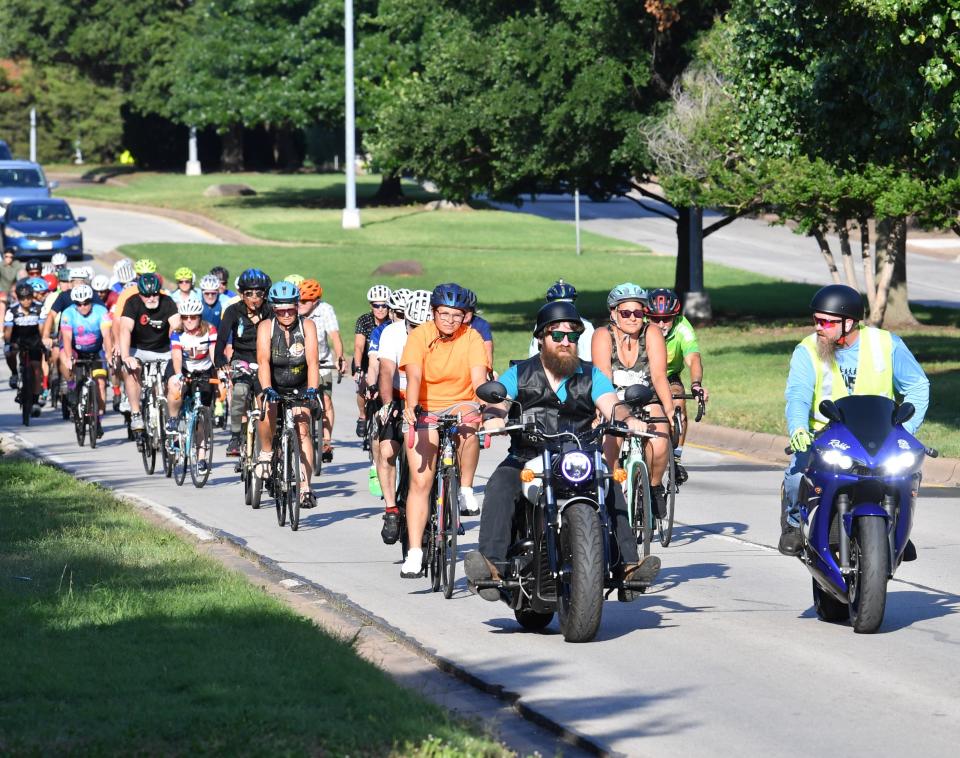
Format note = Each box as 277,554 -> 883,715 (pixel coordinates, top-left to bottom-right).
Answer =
837,220 -> 859,287
858,215 -> 877,313
372,171 -> 405,205
811,227 -> 842,283
674,206 -> 691,296
874,216 -> 919,328
273,126 -> 302,171
220,124 -> 244,172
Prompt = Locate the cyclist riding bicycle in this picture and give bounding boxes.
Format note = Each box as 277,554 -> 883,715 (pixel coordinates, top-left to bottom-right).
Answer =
171,267 -> 199,306
528,279 -> 594,360
256,281 -> 321,509
110,259 -> 136,292
198,274 -> 228,328
60,284 -> 113,437
399,283 -> 490,577
118,273 -> 180,433
215,268 -> 273,456
3,281 -> 44,413
353,284 -> 392,438
644,288 -> 709,483
374,289 -> 431,544
592,282 -> 674,519
210,266 -> 236,299
298,278 -> 345,462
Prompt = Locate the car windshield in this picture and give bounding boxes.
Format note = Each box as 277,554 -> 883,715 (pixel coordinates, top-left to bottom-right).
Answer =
7,203 -> 73,222
0,169 -> 44,188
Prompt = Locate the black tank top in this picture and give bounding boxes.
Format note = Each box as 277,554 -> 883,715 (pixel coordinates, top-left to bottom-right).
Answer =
270,317 -> 308,389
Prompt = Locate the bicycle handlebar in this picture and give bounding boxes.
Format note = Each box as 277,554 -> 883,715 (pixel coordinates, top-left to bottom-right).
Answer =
672,391 -> 706,422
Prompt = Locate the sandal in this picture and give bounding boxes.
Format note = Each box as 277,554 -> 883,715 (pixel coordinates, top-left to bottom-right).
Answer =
255,451 -> 272,479
300,491 -> 317,509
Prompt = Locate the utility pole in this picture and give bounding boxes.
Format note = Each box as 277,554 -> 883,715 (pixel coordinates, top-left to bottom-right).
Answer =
342,0 -> 361,229
186,127 -> 202,176
29,108 -> 37,162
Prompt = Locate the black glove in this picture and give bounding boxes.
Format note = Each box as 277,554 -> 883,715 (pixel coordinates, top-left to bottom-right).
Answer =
262,386 -> 280,403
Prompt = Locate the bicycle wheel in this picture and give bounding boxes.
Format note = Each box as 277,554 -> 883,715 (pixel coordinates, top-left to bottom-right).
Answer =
190,407 -> 214,488
274,440 -> 287,527
250,433 -> 264,509
658,456 -> 677,547
140,402 -> 157,475
287,430 -> 302,531
396,444 -> 410,560
20,361 -> 33,426
160,402 -> 174,479
87,381 -> 99,449
310,412 -> 322,476
173,414 -> 188,486
440,470 -> 460,599
428,480 -> 442,592
73,386 -> 86,446
630,462 -> 653,558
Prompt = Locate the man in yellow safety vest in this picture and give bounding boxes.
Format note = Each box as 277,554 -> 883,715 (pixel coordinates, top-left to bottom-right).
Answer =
779,284 -> 930,555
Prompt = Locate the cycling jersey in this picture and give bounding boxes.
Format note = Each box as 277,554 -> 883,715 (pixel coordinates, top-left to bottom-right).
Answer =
470,314 -> 493,342
664,316 -> 700,377
608,322 -> 650,389
122,294 -> 178,352
170,289 -> 200,306
4,300 -> 43,348
60,303 -> 111,353
368,321 -> 389,354
171,325 -> 217,372
215,301 -> 272,366
200,296 -> 230,329
269,317 -> 308,390
376,320 -> 410,396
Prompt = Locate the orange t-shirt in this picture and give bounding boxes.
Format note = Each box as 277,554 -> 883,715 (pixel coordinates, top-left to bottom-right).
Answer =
400,321 -> 489,411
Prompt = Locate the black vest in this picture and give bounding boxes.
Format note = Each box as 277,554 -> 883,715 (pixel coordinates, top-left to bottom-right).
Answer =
509,357 -> 597,459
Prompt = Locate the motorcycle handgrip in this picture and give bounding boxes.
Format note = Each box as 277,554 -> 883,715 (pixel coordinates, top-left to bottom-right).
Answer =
925,447 -> 940,458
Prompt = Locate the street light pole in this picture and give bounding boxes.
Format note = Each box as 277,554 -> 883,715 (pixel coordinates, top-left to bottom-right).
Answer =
342,0 -> 361,229
29,108 -> 37,162
186,126 -> 202,176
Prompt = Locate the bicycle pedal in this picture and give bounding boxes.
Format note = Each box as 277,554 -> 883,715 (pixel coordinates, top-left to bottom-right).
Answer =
457,524 -> 465,536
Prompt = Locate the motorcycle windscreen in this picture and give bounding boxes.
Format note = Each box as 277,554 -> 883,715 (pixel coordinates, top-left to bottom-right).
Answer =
833,395 -> 897,453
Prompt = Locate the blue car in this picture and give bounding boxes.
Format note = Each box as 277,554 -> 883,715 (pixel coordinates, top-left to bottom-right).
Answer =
0,141 -> 12,160
1,198 -> 85,261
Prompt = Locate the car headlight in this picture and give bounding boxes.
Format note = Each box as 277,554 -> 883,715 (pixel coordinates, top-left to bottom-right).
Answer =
882,451 -> 917,475
62,225 -> 82,238
3,227 -> 25,238
820,448 -> 853,470
560,451 -> 592,484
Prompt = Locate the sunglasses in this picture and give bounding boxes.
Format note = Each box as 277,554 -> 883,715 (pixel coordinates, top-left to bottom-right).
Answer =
177,279 -> 192,285
142,293 -> 160,299
618,309 -> 645,319
183,314 -> 200,320
242,289 -> 265,298
814,316 -> 844,328
371,302 -> 389,309
77,300 -> 93,306
648,315 -> 674,324
547,330 -> 582,344
275,307 -> 297,316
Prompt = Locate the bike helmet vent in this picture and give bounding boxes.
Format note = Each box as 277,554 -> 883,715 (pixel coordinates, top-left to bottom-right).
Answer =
546,279 -> 578,302
644,288 -> 681,317
268,281 -> 299,304
430,282 -> 472,310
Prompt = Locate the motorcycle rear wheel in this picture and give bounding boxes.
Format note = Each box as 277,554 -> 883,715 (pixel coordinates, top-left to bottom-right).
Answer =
848,516 -> 889,633
557,503 -> 604,643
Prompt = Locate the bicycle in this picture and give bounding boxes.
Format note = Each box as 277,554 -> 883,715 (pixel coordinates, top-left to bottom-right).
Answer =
406,401 -> 483,598
655,389 -> 707,546
169,372 -> 216,488
14,346 -> 44,426
70,355 -> 107,449
619,410 -> 670,558
264,388 -> 316,532
308,363 -> 341,475
231,361 -> 264,508
135,358 -> 171,476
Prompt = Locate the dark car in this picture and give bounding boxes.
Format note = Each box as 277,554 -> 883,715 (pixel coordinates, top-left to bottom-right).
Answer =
0,141 -> 12,160
1,198 -> 85,261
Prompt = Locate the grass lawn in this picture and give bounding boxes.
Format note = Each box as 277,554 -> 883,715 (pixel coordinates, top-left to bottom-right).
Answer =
0,459 -> 507,757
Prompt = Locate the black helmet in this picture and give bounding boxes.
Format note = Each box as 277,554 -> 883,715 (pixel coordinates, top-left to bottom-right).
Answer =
137,272 -> 162,296
15,282 -> 34,300
810,284 -> 864,321
534,301 -> 582,337
25,259 -> 41,273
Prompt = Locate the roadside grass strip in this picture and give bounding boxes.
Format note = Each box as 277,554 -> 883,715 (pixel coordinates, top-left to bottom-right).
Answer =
0,459 -> 508,757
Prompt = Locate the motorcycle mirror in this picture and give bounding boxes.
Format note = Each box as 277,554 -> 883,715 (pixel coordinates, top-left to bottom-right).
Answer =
477,380 -> 508,404
818,399 -> 843,424
893,402 -> 915,426
623,382 -> 654,407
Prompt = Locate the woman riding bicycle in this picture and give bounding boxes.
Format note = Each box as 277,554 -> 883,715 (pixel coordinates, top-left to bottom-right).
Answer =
256,281 -> 321,510
399,283 -> 490,578
591,282 -> 674,518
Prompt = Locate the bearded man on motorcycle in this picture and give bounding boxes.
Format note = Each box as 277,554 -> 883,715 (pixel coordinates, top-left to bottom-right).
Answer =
465,300 -> 663,600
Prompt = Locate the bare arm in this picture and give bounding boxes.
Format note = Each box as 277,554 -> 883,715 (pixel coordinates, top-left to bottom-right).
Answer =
119,316 -> 135,366
378,359 -> 397,404
644,326 -> 675,415
591,326 -> 613,379
329,329 -> 344,368
60,326 -> 74,365
304,319 -> 320,389
171,345 -> 183,375
403,364 -> 422,425
352,332 -> 365,369
256,320 -> 272,391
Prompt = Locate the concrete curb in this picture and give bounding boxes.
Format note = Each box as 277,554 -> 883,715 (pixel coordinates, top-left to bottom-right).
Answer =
686,422 -> 960,486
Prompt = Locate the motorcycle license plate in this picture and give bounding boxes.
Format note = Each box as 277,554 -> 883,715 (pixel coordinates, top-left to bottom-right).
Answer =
37,241 -> 53,250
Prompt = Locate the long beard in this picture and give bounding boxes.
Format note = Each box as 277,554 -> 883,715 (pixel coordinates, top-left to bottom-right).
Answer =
541,345 -> 579,377
816,335 -> 837,362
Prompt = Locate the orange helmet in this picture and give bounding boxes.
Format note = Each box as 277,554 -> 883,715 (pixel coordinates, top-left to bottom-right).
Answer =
299,278 -> 323,301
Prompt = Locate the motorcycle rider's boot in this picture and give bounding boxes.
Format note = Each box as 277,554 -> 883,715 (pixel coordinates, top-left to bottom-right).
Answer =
464,551 -> 501,601
620,555 -> 662,601
778,526 -> 804,556
902,539 -> 918,562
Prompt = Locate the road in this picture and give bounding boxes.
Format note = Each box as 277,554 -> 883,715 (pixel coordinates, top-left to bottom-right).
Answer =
492,194 -> 960,309
4,375 -> 959,757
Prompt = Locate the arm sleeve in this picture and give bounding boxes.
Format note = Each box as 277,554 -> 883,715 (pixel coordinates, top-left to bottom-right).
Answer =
677,319 -> 700,355
785,345 -> 816,434
170,332 -> 182,351
891,335 -> 930,434
590,367 -> 616,403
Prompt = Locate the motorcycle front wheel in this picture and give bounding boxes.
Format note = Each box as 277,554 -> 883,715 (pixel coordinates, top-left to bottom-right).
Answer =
848,516 -> 889,633
557,503 -> 604,643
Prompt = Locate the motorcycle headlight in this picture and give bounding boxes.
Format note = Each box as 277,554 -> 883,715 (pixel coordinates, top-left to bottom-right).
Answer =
62,225 -> 82,238
820,448 -> 853,470
560,451 -> 592,484
3,227 -> 25,238
882,451 -> 917,475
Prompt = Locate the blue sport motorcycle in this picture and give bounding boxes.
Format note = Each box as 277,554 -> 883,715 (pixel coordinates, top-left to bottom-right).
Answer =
791,395 -> 938,633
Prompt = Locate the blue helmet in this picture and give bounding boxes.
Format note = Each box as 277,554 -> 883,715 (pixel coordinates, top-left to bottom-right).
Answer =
546,279 -> 577,302
237,268 -> 271,291
430,282 -> 472,310
268,280 -> 299,304
28,276 -> 48,293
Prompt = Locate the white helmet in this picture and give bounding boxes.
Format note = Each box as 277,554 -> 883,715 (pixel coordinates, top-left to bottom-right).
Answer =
51,253 -> 68,267
366,284 -> 391,303
91,274 -> 110,291
68,267 -> 88,281
199,274 -> 221,292
405,289 -> 432,325
41,262 -> 55,276
114,260 -> 136,284
177,297 -> 204,316
70,284 -> 94,303
81,265 -> 95,280
388,287 -> 412,310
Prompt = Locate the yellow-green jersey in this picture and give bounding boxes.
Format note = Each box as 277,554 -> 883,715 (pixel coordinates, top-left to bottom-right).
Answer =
665,316 -> 700,377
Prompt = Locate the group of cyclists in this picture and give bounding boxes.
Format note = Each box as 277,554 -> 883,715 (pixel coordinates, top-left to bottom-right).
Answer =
3,252 -> 709,591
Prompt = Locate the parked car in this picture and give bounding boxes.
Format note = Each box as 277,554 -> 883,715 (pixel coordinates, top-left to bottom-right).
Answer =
0,141 -> 12,160
0,161 -> 58,219
2,198 -> 85,261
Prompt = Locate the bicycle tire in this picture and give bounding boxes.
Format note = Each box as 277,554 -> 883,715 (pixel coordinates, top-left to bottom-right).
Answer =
274,439 -> 287,528
173,413 -> 188,486
310,412 -> 322,476
658,456 -> 677,547
250,433 -> 264,509
441,470 -> 459,599
428,479 -> 442,592
288,429 -> 302,531
87,380 -> 99,450
630,463 -> 653,558
140,410 -> 156,476
396,444 -> 410,560
160,399 -> 174,479
20,360 -> 33,426
190,407 -> 213,488
73,384 -> 86,446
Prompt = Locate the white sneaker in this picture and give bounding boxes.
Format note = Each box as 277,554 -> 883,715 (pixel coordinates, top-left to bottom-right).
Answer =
459,486 -> 480,516
119,396 -> 131,413
400,548 -> 424,578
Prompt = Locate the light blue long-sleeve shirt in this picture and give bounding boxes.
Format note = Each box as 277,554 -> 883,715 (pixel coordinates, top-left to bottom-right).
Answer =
785,331 -> 930,436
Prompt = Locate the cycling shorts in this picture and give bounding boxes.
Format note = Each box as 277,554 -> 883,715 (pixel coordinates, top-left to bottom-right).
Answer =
377,400 -> 405,443
667,372 -> 685,390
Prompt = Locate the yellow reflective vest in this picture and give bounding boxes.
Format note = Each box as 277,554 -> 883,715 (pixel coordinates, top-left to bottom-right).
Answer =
799,326 -> 894,431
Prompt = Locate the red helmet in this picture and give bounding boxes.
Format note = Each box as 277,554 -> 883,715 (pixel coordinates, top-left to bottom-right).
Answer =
643,288 -> 681,317
42,273 -> 59,292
